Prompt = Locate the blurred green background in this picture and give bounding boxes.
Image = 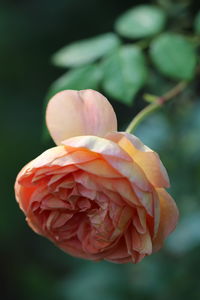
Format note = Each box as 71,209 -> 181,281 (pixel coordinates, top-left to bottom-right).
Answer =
1,0 -> 200,299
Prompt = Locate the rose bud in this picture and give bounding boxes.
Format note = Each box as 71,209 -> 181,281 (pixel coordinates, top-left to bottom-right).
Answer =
15,89 -> 178,263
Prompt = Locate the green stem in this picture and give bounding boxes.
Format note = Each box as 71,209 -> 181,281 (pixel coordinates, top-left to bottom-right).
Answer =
125,81 -> 188,134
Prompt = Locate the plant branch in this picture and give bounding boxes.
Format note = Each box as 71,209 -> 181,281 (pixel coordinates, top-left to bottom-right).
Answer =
125,81 -> 188,133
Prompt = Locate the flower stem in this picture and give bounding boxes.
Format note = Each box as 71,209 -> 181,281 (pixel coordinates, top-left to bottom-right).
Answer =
125,81 -> 188,134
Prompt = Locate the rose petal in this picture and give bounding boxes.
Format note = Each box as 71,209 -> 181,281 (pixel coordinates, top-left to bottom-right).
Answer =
51,150 -> 98,166
133,185 -> 153,216
58,237 -> 100,261
15,184 -> 36,213
77,159 -> 122,178
15,162 -> 38,212
62,135 -> 131,161
104,156 -> 151,191
133,208 -> 147,234
46,89 -> 117,145
152,189 -> 160,237
53,213 -> 73,229
152,188 -> 179,252
92,176 -> 139,206
106,132 -> 170,188
62,136 -> 150,191
105,238 -> 131,263
132,227 -> 152,255
77,185 -> 96,200
74,171 -> 99,190
30,146 -> 67,169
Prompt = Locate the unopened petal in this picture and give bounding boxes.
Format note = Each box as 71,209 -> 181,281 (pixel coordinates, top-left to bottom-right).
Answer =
46,89 -> 117,145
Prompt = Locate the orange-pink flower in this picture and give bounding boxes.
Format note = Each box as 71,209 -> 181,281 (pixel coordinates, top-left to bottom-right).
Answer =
15,89 -> 178,263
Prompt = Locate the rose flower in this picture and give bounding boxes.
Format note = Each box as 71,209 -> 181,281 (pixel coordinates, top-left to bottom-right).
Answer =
15,89 -> 178,263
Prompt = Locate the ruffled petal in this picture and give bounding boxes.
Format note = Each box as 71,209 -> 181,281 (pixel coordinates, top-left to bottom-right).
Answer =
105,237 -> 132,263
152,188 -> 179,252
106,132 -> 170,188
15,162 -> 36,212
46,89 -> 117,145
26,146 -> 67,169
62,135 -> 151,191
61,135 -> 131,161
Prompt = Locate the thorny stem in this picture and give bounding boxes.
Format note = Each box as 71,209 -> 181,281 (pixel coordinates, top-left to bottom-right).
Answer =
125,81 -> 188,133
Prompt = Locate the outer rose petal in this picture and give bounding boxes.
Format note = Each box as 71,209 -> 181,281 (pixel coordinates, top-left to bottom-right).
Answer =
15,161 -> 35,212
62,135 -> 151,191
106,132 -> 169,188
46,89 -> 117,145
152,188 -> 179,252
61,135 -> 131,161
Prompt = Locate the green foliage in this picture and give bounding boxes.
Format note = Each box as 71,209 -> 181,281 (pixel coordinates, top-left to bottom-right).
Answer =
115,5 -> 167,39
194,11 -> 200,34
45,2 -> 200,111
52,33 -> 121,68
102,46 -> 148,105
150,33 -> 197,80
47,64 -> 102,100
43,0 -> 200,139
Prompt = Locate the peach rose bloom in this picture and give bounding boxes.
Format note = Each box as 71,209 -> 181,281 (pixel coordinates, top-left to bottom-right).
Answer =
15,90 -> 178,263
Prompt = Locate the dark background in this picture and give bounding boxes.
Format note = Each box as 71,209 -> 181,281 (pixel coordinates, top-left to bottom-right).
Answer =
1,0 -> 200,299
